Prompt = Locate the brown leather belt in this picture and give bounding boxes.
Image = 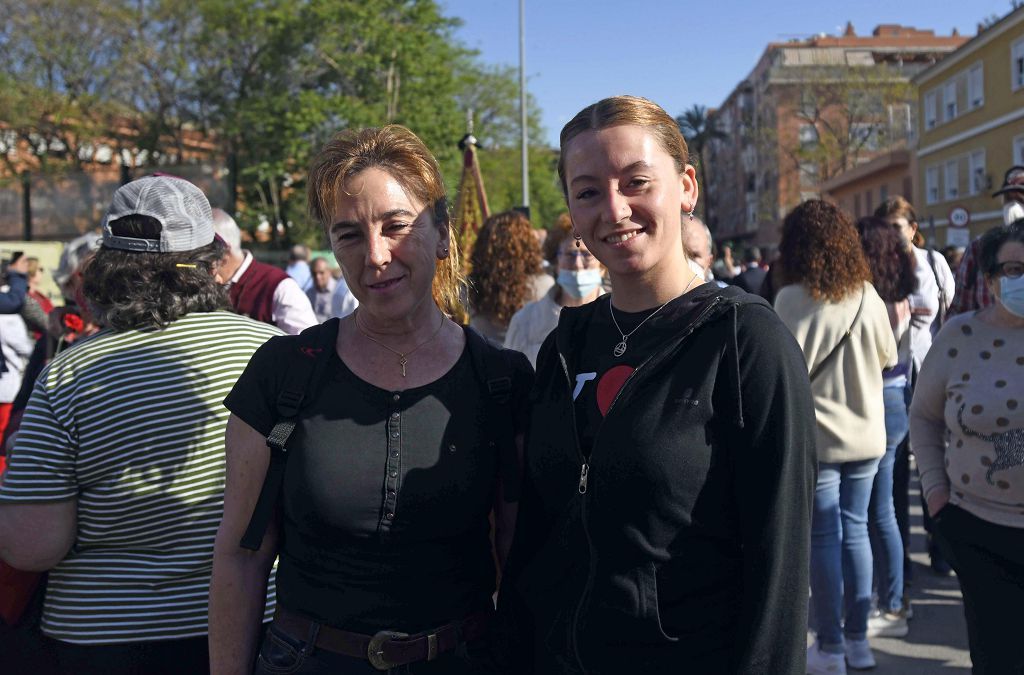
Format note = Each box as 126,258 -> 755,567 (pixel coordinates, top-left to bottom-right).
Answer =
272,606 -> 492,670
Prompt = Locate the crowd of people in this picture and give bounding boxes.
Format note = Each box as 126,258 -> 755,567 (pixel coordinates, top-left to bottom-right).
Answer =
0,95 -> 1020,675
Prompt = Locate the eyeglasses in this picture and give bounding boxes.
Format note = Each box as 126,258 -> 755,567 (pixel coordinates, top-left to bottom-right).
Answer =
559,251 -> 596,263
994,261 -> 1024,279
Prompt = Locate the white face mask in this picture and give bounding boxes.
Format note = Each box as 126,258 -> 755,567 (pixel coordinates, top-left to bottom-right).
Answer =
1004,200 -> 1024,226
687,256 -> 706,279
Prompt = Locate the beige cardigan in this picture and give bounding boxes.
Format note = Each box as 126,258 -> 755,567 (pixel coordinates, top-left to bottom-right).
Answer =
775,281 -> 897,464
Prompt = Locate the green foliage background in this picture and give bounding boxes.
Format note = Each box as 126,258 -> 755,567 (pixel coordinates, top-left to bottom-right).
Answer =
0,0 -> 565,247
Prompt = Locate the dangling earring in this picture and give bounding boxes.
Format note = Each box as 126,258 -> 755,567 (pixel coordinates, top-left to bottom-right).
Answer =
573,231 -> 583,248
687,207 -> 696,222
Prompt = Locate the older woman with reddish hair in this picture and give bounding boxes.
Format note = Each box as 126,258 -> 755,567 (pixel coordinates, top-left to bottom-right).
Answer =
774,200 -> 897,673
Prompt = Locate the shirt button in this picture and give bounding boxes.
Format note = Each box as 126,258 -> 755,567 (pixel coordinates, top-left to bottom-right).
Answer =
391,432 -> 399,438
388,489 -> 396,496
385,513 -> 395,520
390,471 -> 397,478
392,393 -> 400,401
391,412 -> 400,419
391,451 -> 399,458
448,443 -> 457,453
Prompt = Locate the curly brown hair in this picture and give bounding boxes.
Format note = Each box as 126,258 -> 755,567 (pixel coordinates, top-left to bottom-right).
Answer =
83,215 -> 229,331
856,217 -> 918,303
469,210 -> 543,326
778,200 -> 871,303
543,213 -> 574,265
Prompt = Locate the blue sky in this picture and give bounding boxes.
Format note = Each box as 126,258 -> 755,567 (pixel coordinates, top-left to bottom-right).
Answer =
440,0 -> 1014,147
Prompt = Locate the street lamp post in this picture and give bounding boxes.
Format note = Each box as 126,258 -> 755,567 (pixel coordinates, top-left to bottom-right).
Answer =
519,0 -> 529,214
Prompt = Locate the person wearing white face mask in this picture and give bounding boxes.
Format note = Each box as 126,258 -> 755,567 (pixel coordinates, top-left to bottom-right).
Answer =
504,225 -> 605,367
909,219 -> 1024,674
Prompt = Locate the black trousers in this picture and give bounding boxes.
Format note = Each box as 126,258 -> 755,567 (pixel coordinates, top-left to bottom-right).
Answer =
36,634 -> 209,675
932,505 -> 1024,675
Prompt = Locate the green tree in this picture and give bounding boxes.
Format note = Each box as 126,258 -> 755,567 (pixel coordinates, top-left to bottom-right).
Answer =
676,104 -> 726,225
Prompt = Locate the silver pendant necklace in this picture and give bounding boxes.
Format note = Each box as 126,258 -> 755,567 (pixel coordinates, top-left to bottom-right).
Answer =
609,272 -> 700,357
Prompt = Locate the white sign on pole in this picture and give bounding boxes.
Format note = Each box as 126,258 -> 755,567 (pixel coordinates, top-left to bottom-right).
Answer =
947,227 -> 971,248
948,206 -> 970,228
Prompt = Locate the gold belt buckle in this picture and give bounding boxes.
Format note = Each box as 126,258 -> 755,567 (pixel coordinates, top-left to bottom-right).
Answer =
367,630 -> 409,671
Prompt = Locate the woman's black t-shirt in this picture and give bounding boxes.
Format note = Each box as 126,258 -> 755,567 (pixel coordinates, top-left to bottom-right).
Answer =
225,332 -> 527,633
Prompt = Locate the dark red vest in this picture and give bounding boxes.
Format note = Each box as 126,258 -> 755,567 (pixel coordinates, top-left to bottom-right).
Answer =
229,257 -> 289,326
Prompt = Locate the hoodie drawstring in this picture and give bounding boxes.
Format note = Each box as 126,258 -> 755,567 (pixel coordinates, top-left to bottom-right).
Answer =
731,304 -> 745,429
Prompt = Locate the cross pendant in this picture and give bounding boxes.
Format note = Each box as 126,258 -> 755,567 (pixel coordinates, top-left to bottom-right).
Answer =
399,356 -> 408,377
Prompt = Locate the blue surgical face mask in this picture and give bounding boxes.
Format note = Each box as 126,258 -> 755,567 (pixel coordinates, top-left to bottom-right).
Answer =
999,275 -> 1024,318
557,268 -> 603,299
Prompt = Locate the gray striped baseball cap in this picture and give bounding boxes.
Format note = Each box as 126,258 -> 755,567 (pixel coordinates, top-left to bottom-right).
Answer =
102,176 -> 215,252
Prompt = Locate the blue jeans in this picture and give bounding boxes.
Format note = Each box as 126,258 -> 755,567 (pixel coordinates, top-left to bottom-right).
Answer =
810,457 -> 881,649
869,386 -> 908,613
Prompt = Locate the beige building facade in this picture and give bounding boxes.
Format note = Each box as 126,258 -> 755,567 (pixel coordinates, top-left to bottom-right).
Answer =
913,6 -> 1024,245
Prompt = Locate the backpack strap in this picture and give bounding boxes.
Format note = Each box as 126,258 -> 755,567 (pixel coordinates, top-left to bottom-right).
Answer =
239,319 -> 339,551
464,327 -> 522,503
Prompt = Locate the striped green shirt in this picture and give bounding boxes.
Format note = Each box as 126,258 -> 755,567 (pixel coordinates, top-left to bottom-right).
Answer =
0,311 -> 281,644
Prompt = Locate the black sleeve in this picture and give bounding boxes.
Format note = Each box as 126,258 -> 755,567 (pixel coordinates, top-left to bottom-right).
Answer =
223,335 -> 296,437
724,304 -> 817,675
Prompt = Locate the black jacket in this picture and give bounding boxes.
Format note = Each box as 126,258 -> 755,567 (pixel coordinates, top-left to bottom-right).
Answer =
499,284 -> 816,674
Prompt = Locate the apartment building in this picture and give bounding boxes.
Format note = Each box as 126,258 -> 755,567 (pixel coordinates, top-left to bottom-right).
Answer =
914,6 -> 1024,244
706,24 -> 965,246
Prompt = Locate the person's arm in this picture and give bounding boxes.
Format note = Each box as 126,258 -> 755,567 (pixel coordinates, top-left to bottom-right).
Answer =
0,272 -> 28,314
271,277 -> 317,335
0,374 -> 80,570
908,324 -> 954,517
0,499 -> 76,570
726,305 -> 817,674
209,414 -> 279,675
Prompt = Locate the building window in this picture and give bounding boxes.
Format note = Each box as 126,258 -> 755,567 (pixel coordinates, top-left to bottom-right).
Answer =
944,160 -> 959,201
746,173 -> 756,193
925,166 -> 939,205
854,193 -> 862,218
850,123 -> 881,152
967,63 -> 984,109
1013,37 -> 1024,91
865,189 -> 874,215
879,184 -> 888,203
923,90 -> 938,129
969,150 -> 986,196
942,80 -> 958,122
799,123 -> 818,149
902,177 -> 913,200
799,162 -> 818,188
1015,135 -> 1024,165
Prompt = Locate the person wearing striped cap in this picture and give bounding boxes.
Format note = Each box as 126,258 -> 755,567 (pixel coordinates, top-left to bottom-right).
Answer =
0,175 -> 281,674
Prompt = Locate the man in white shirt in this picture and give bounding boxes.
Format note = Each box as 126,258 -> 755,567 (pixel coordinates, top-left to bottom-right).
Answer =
211,209 -> 316,335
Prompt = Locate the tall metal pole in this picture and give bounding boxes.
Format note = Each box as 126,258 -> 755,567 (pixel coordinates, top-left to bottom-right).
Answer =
519,0 -> 529,211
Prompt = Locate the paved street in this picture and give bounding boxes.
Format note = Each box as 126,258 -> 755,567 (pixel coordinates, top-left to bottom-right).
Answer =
809,467 -> 973,673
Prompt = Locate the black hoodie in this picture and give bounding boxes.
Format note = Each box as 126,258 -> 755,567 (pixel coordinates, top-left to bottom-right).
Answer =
499,284 -> 816,674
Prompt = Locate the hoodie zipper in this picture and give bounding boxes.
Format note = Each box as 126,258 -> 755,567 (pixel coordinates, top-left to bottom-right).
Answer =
562,296 -> 724,673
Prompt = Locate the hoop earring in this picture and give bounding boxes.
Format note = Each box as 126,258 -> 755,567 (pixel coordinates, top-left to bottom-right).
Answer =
573,231 -> 583,248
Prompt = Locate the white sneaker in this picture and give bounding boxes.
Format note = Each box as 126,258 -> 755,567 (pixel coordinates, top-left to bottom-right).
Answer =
867,609 -> 909,638
844,638 -> 876,670
807,642 -> 847,674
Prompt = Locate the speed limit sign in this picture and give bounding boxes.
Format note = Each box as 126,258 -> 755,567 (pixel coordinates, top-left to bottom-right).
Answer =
948,206 -> 971,227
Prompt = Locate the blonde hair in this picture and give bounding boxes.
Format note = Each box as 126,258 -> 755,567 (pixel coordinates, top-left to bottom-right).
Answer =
558,95 -> 691,195
308,125 -> 467,322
